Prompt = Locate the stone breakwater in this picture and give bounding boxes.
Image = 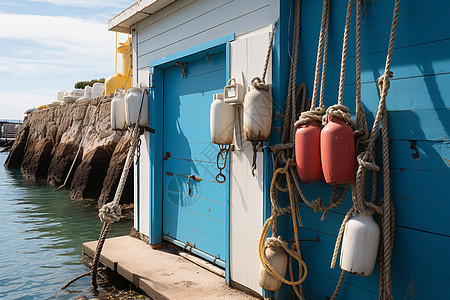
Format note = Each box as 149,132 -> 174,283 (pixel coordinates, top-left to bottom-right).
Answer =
5,95 -> 133,207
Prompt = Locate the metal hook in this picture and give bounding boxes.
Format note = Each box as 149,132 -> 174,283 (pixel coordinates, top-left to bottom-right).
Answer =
187,175 -> 202,196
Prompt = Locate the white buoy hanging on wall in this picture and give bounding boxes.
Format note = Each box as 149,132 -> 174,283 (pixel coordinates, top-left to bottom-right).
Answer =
210,93 -> 235,145
258,238 -> 288,291
111,89 -> 127,130
125,87 -> 149,127
340,213 -> 380,276
243,81 -> 272,143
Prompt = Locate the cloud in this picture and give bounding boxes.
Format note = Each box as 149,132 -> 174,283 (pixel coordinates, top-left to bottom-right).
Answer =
0,12 -> 130,118
26,0 -> 133,9
0,12 -> 127,77
0,1 -> 24,6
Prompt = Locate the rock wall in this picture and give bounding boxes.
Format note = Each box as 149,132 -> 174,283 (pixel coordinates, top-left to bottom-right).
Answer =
5,95 -> 134,207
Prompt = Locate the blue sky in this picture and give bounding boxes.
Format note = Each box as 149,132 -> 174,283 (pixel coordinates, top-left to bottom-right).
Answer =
0,0 -> 134,119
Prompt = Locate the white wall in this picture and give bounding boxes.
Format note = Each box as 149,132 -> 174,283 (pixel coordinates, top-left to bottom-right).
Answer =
132,0 -> 279,295
134,133 -> 151,237
229,27 -> 273,294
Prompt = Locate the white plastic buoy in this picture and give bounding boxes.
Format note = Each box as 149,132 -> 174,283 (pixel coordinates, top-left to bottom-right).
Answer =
258,238 -> 288,291
125,87 -> 149,127
223,78 -> 244,104
243,84 -> 272,142
340,213 -> 380,276
111,89 -> 127,130
92,83 -> 105,98
210,93 -> 235,145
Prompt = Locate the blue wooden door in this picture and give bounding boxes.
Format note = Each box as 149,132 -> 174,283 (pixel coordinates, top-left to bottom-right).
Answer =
162,51 -> 227,267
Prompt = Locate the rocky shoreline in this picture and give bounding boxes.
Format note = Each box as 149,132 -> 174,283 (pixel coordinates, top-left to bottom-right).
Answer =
4,95 -> 133,208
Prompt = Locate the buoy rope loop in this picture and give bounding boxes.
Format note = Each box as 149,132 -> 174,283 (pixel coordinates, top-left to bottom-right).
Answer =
323,104 -> 353,126
251,76 -> 270,92
294,106 -> 325,127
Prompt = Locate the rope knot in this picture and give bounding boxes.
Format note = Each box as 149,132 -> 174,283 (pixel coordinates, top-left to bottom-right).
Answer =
377,71 -> 393,93
294,106 -> 325,127
308,198 -> 323,212
357,150 -> 380,172
251,77 -> 270,91
323,104 -> 354,126
265,236 -> 288,249
98,201 -> 122,223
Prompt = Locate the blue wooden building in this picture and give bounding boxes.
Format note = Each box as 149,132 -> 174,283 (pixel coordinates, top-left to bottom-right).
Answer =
109,0 -> 450,298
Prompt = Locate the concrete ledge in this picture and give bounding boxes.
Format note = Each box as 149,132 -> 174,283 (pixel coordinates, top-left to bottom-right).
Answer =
83,236 -> 259,300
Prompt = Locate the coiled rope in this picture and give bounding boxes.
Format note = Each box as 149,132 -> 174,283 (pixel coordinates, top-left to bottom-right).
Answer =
329,0 -> 399,299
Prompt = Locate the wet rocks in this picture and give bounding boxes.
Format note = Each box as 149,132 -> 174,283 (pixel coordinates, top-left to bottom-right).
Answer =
5,95 -> 134,208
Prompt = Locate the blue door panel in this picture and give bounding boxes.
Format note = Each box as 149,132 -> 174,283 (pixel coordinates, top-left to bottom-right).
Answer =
163,218 -> 226,260
163,156 -> 228,182
162,50 -> 227,264
164,69 -> 226,99
163,142 -> 221,163
162,187 -> 226,223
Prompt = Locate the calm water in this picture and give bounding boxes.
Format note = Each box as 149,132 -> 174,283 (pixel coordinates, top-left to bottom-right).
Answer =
0,152 -> 133,299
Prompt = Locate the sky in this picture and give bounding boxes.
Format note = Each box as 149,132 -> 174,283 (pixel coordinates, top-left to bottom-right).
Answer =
0,0 -> 135,120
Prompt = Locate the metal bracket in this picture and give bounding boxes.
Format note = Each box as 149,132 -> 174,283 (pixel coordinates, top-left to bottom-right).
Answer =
163,152 -> 171,160
144,126 -> 155,133
149,73 -> 155,88
176,62 -> 187,78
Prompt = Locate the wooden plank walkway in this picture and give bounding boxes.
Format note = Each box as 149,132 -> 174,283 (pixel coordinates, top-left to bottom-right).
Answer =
83,236 -> 259,300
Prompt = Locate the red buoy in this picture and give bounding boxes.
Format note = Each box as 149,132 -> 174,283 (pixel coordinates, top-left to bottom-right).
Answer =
295,120 -> 323,183
320,115 -> 356,184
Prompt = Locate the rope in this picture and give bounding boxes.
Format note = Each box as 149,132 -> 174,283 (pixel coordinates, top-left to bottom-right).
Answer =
259,164 -> 307,298
60,267 -> 106,290
54,99 -> 103,192
330,1 -> 399,299
91,89 -> 148,288
250,20 -> 279,175
323,0 -> 353,127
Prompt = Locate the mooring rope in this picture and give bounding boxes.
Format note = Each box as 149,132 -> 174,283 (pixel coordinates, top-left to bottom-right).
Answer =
329,0 -> 399,299
91,89 -> 148,288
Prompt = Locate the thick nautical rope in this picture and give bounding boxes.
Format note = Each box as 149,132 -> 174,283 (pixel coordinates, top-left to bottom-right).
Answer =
98,129 -> 140,223
252,19 -> 279,92
91,89 -> 148,289
323,0 -> 353,127
330,1 -> 399,299
296,0 -> 329,127
91,126 -> 141,288
285,0 -> 350,220
260,163 -> 307,299
250,19 -> 279,176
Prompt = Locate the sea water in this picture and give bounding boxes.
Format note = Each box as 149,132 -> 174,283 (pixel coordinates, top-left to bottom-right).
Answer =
0,152 -> 133,299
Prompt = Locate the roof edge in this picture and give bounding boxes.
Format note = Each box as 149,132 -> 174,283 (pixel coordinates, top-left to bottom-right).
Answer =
108,0 -> 176,33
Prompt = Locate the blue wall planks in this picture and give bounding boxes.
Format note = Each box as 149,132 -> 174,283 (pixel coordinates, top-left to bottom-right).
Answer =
274,0 -> 450,299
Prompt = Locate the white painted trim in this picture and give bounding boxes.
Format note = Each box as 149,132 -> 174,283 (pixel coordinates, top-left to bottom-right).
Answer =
108,0 -> 176,33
